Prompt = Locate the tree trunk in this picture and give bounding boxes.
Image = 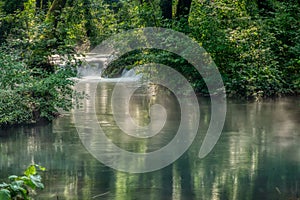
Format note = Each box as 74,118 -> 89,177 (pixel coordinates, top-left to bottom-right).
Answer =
48,0 -> 67,14
175,0 -> 192,23
47,0 -> 67,28
36,0 -> 48,10
160,0 -> 172,19
83,0 -> 92,38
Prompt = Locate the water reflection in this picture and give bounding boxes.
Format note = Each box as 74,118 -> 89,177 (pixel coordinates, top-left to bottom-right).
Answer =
0,82 -> 299,200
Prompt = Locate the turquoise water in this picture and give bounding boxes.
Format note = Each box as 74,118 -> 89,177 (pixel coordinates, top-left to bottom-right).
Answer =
0,82 -> 299,200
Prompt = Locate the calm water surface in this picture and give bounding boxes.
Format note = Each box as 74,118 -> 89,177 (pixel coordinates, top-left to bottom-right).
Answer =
0,81 -> 299,200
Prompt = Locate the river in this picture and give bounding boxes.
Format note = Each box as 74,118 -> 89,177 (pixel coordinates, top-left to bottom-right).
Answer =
0,80 -> 299,200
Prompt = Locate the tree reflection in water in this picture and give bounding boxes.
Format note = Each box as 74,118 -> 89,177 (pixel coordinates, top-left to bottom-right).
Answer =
0,82 -> 299,200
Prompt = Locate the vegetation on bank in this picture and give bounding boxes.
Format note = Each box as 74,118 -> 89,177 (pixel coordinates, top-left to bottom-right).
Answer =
0,0 -> 299,126
0,0 -> 81,126
0,47 -> 78,126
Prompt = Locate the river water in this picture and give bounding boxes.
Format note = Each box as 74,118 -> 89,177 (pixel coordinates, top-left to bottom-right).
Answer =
0,80 -> 299,200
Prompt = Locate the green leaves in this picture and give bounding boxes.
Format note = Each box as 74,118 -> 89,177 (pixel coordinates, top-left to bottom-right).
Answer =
188,0 -> 299,99
0,0 -> 298,108
0,165 -> 46,200
24,164 -> 43,177
0,189 -> 11,200
0,45 -> 77,127
23,165 -> 46,190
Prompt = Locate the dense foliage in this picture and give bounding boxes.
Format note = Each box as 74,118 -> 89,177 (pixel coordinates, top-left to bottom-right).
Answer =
0,48 -> 77,126
103,0 -> 299,98
0,0 -> 80,126
0,164 -> 45,200
0,0 -> 299,125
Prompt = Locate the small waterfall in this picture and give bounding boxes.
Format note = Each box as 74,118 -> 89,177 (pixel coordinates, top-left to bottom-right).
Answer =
78,53 -> 142,82
121,68 -> 142,79
77,53 -> 109,78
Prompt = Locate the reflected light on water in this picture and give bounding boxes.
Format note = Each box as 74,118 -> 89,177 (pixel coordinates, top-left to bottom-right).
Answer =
0,82 -> 299,199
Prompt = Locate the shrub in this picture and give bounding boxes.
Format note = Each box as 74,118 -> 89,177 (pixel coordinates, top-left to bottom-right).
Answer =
0,47 -> 77,127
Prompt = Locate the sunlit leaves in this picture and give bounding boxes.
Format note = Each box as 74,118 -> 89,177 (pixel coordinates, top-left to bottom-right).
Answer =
0,165 -> 46,200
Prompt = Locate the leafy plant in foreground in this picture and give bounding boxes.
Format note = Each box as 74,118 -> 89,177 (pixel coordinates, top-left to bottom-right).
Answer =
0,164 -> 46,200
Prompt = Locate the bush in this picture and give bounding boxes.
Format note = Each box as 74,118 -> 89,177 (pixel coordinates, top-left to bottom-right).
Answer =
0,90 -> 32,126
0,1 -> 82,127
0,47 -> 77,127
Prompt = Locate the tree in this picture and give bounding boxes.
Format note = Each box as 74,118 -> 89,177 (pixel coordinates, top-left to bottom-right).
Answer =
35,0 -> 48,9
47,0 -> 67,28
175,0 -> 192,23
159,0 -> 192,27
0,0 -> 26,14
160,0 -> 172,19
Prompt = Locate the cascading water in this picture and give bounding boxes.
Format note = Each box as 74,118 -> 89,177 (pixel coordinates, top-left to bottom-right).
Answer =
77,53 -> 108,78
77,53 -> 142,82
